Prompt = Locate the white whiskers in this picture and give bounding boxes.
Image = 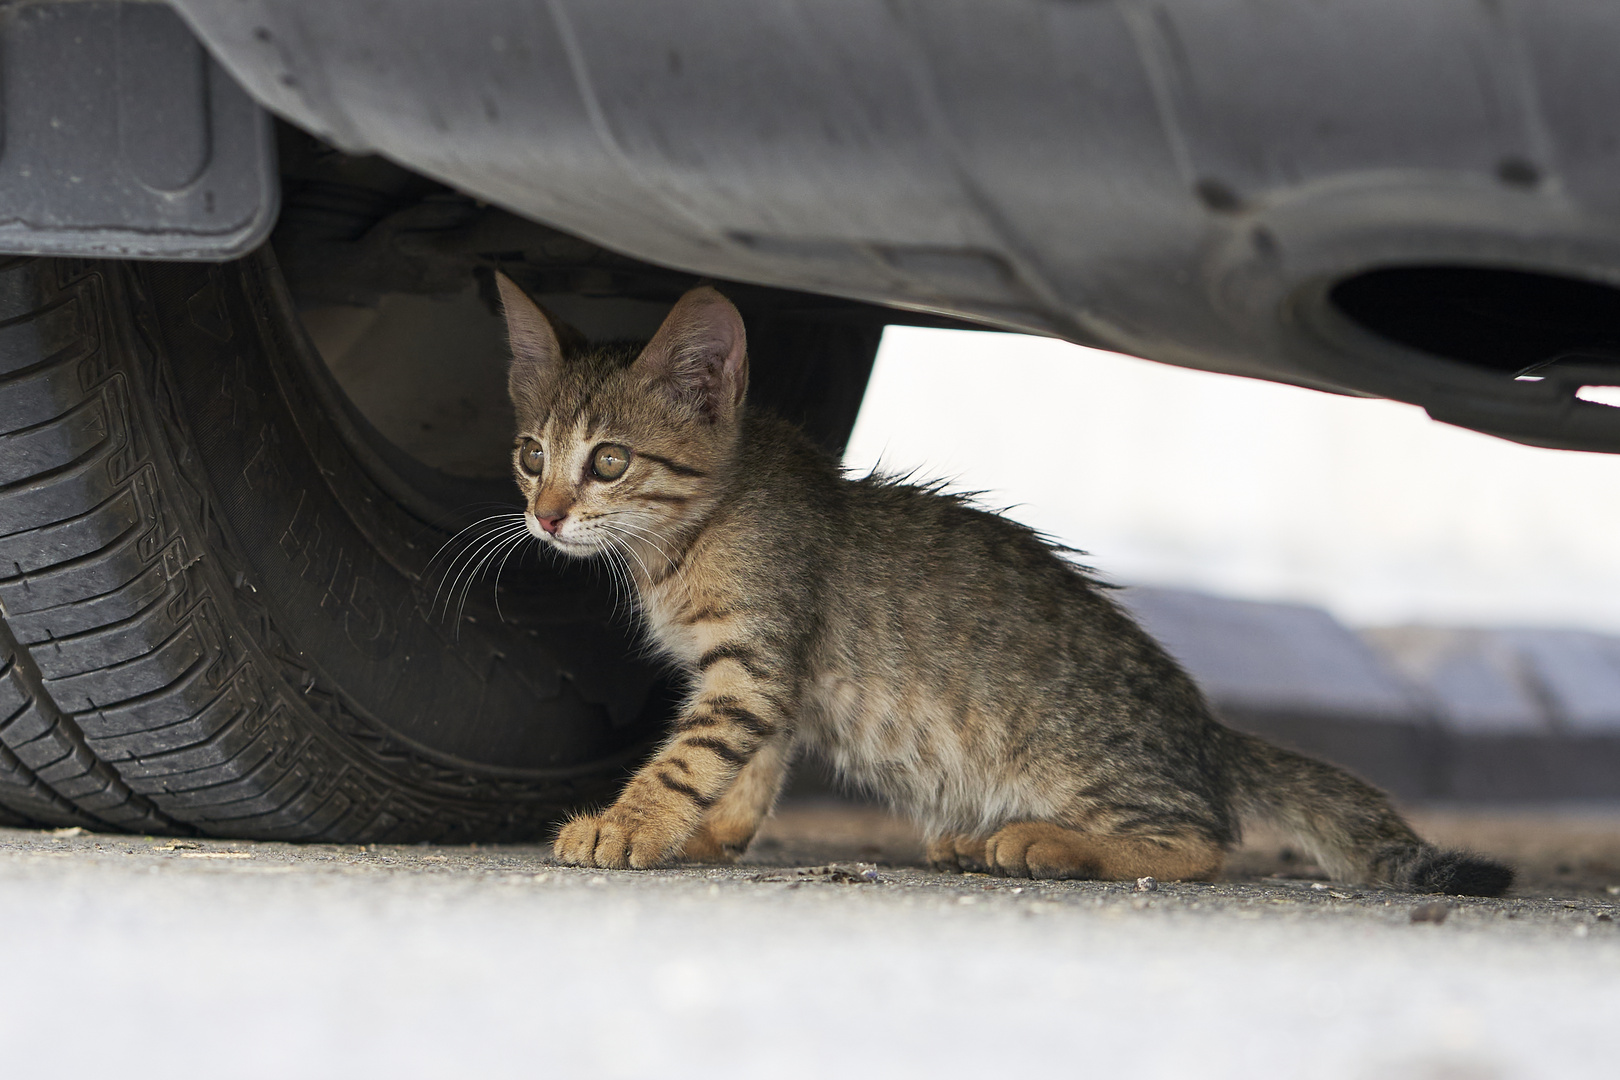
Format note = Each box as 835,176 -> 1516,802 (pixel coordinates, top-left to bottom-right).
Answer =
589,510 -> 681,575
422,504 -> 684,639
424,511 -> 532,638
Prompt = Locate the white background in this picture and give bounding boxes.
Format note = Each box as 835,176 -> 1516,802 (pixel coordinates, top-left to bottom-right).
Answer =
845,327 -> 1620,634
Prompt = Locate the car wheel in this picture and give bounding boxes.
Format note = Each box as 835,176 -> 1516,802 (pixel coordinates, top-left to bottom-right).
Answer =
0,250 -> 701,840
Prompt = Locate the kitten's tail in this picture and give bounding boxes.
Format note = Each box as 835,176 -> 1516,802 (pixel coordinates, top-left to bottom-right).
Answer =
1218,728 -> 1513,896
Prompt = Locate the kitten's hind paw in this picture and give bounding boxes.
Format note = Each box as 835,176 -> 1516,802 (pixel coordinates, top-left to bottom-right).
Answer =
553,812 -> 681,869
984,822 -> 1098,880
925,834 -> 988,874
984,822 -> 1224,882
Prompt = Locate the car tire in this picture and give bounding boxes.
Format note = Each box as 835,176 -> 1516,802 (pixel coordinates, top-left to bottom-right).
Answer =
0,250 -> 702,841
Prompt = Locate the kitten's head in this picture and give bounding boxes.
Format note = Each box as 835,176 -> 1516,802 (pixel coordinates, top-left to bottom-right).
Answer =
496,273 -> 748,561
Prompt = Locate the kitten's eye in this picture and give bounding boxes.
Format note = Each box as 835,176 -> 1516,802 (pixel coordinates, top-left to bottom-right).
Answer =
591,443 -> 630,481
517,440 -> 544,476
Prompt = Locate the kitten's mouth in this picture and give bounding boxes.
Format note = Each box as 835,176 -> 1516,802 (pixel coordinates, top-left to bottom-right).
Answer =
524,513 -> 617,559
540,531 -> 600,557
526,514 -> 591,554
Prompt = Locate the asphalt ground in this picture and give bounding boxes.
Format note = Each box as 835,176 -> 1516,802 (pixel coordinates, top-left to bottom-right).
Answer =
1,802 -> 1616,1079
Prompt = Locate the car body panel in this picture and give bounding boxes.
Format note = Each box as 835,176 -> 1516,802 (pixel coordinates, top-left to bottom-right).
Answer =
26,0 -> 1620,450
0,3 -> 276,259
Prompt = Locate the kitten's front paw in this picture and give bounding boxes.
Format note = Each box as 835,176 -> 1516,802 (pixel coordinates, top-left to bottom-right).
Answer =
675,823 -> 750,865
552,812 -> 681,869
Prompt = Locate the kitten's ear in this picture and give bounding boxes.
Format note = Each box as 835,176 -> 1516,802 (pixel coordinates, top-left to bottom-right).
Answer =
633,286 -> 749,421
495,271 -> 563,379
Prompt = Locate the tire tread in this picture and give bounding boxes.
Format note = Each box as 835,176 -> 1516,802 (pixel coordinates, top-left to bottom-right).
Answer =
0,255 -> 638,841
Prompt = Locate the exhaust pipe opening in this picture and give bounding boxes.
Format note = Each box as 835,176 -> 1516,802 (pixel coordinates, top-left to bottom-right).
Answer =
1329,266 -> 1620,378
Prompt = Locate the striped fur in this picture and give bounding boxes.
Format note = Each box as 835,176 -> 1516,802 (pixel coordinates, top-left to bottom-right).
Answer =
496,275 -> 1513,895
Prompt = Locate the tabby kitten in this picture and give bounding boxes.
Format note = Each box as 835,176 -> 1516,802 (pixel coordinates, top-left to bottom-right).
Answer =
497,274 -> 1512,895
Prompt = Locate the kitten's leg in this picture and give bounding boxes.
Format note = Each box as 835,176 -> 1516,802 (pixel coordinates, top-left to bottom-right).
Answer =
982,822 -> 1224,882
554,664 -> 792,870
925,834 -> 988,873
676,738 -> 792,864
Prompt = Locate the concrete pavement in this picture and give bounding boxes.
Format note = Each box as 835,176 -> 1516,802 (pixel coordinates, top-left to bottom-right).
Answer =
1,805 -> 1616,1079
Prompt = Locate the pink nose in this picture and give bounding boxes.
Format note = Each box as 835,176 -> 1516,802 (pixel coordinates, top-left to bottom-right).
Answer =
536,513 -> 566,535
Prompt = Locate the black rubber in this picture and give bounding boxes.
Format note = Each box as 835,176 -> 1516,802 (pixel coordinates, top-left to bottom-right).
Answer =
0,253 -> 694,841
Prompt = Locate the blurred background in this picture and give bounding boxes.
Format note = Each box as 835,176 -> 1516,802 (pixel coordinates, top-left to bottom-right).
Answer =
849,326 -> 1620,634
